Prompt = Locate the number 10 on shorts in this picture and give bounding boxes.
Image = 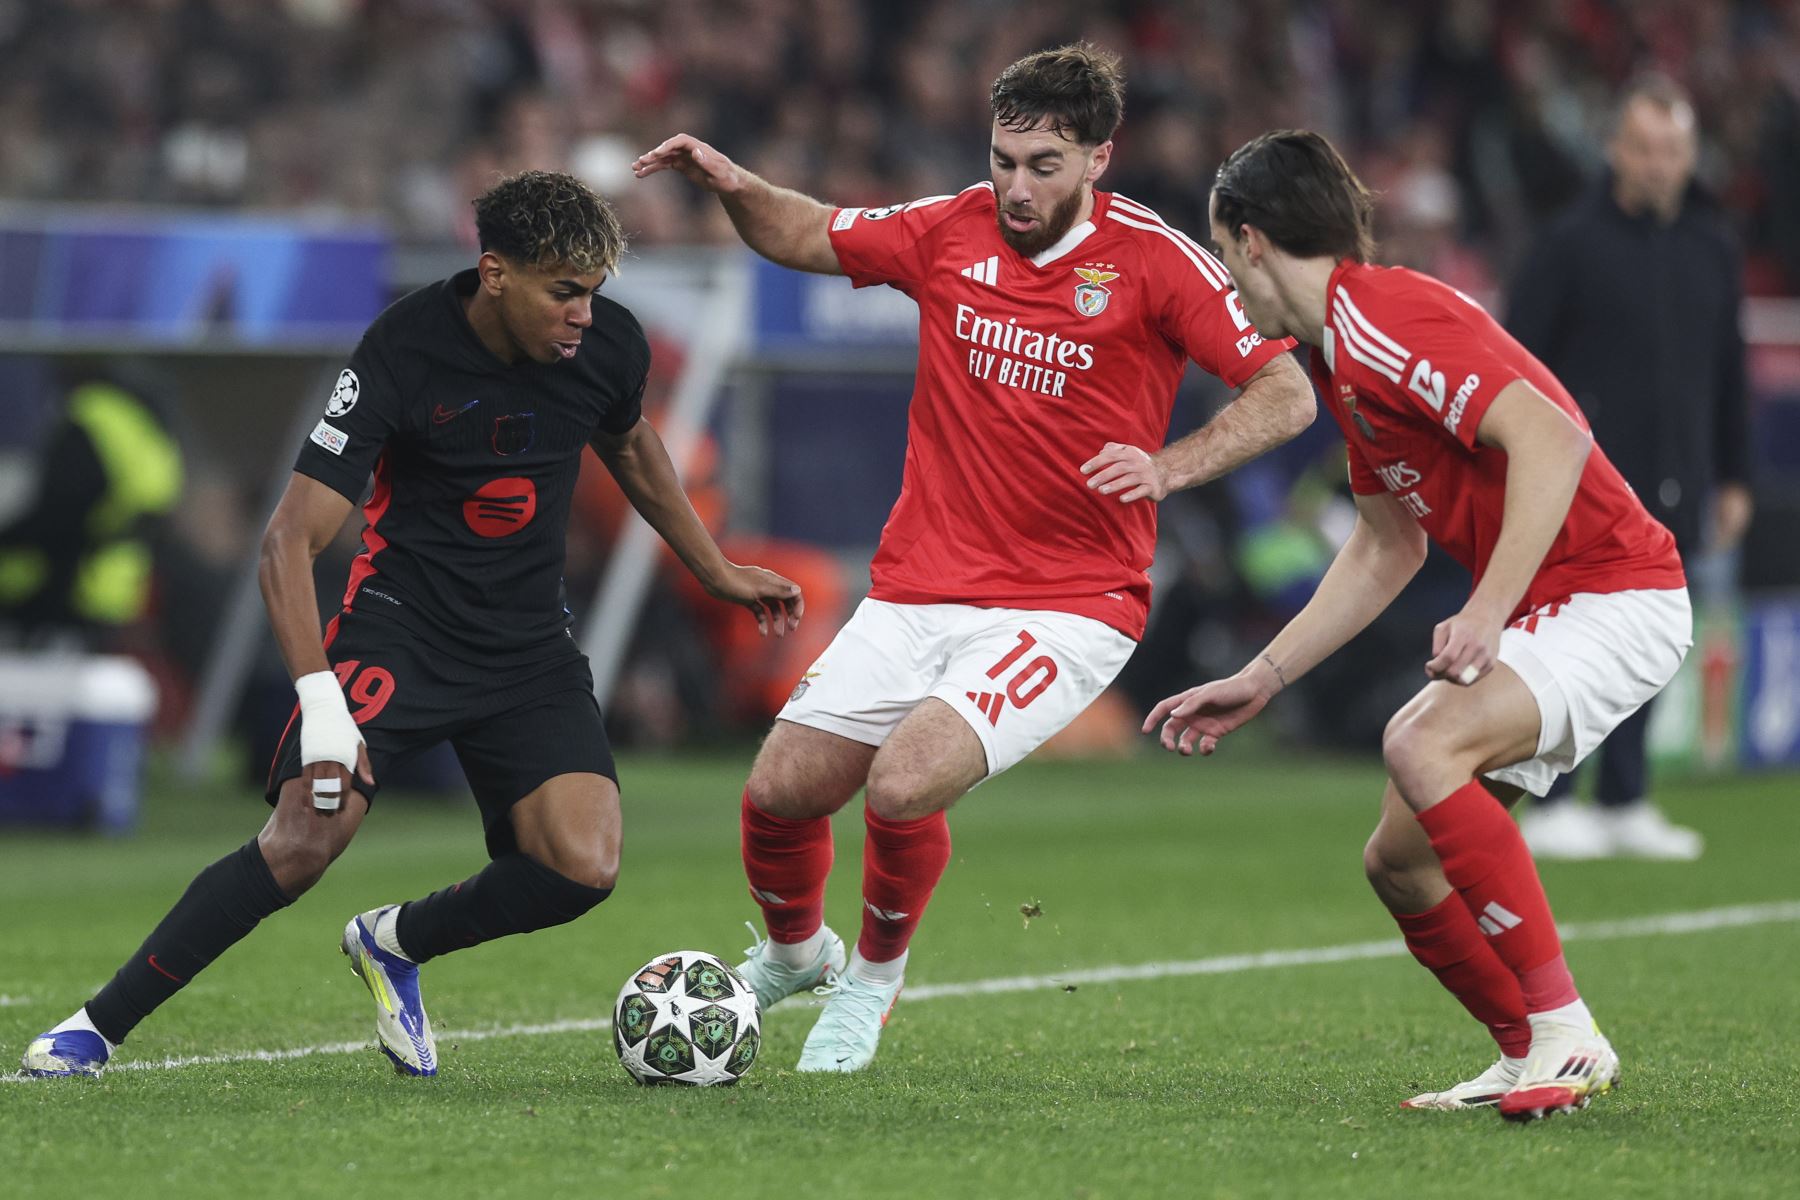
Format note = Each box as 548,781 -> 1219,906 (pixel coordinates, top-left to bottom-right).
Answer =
967,630 -> 1058,726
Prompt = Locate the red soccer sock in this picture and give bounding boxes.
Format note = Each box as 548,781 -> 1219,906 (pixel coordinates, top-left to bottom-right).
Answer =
740,789 -> 833,943
1415,780 -> 1579,1013
857,807 -> 952,964
1394,894 -> 1532,1058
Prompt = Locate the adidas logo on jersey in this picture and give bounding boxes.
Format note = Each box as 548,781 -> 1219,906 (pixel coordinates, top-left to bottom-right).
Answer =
960,255 -> 999,286
966,690 -> 1006,726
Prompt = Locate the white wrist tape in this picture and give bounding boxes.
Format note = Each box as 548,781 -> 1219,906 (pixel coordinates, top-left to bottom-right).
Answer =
296,670 -> 361,811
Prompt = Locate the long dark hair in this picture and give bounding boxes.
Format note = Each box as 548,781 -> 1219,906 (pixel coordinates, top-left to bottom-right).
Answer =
1212,130 -> 1375,262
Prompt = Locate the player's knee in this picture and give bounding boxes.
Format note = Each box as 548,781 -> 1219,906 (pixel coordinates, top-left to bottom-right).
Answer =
1381,707 -> 1437,788
863,768 -> 942,823
257,829 -> 336,896
745,759 -> 837,820
538,837 -> 619,892
518,850 -> 615,925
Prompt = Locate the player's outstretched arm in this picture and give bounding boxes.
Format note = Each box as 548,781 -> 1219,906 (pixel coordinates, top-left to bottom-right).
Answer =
592,418 -> 803,637
1082,354 -> 1314,502
1145,489 -> 1426,756
260,472 -> 374,810
1425,378 -> 1591,686
631,134 -> 842,275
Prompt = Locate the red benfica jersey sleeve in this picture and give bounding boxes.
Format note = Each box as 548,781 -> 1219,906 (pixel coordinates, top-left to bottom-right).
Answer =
828,192 -> 973,296
823,187 -> 1293,639
1320,262 -> 1684,617
1105,194 -> 1293,389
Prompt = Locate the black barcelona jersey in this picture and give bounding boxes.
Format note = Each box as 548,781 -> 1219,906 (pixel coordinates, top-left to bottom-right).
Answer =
294,269 -> 649,665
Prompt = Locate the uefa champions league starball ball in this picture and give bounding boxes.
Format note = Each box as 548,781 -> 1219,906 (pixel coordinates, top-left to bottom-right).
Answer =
613,950 -> 761,1085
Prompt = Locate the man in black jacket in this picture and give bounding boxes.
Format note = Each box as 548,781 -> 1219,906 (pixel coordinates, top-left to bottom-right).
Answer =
1505,75 -> 1752,861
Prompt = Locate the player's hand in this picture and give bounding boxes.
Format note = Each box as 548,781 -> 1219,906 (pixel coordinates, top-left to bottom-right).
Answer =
632,134 -> 744,194
1080,442 -> 1169,503
1143,670 -> 1275,757
1424,605 -> 1503,686
706,563 -> 804,637
300,746 -> 373,818
295,669 -> 374,813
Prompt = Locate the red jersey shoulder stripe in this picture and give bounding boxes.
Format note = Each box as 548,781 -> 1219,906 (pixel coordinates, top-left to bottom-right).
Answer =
1329,310 -> 1403,383
1332,284 -> 1412,364
1110,193 -> 1230,279
1104,194 -> 1232,292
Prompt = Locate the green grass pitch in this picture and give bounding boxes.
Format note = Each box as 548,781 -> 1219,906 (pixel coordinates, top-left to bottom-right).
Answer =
3,750 -> 1797,1198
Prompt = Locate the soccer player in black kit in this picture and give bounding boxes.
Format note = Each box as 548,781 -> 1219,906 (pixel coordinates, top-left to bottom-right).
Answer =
22,171 -> 803,1078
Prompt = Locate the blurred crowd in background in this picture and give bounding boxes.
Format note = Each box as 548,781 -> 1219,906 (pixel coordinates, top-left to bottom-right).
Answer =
3,0 -> 1797,783
4,0 -> 1800,295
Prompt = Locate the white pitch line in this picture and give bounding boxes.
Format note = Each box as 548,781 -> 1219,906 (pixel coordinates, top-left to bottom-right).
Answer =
8,899 -> 1797,1080
0,996 -> 35,1008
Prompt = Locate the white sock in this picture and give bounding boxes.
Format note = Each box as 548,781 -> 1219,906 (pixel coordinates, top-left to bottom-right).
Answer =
767,926 -> 827,968
1530,996 -> 1594,1030
848,948 -> 906,985
372,905 -> 413,962
1502,1054 -> 1528,1069
50,1007 -> 117,1053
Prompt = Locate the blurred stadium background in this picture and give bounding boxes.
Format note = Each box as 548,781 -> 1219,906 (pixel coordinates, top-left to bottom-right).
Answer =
2,0 -> 1799,817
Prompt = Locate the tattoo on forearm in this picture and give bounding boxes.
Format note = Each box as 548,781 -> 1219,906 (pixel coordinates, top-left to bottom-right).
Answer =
1260,652 -> 1288,691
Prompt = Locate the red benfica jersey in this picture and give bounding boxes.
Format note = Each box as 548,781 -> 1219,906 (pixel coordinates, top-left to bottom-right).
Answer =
1310,260 -> 1685,620
829,184 -> 1294,638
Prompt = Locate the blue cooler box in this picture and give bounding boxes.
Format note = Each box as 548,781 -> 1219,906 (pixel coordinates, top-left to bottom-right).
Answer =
0,655 -> 158,832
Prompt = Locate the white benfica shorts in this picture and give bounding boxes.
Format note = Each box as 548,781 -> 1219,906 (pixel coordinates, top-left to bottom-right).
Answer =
1484,588 -> 1693,796
777,598 -> 1138,777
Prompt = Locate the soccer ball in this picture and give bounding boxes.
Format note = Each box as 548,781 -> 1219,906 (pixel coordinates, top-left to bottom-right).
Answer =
612,950 -> 761,1086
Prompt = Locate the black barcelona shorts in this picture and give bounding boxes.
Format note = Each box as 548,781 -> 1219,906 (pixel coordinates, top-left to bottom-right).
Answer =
265,607 -> 616,858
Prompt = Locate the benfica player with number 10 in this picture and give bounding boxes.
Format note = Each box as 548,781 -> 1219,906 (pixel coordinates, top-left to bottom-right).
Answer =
1147,131 -> 1691,1120
635,44 -> 1316,1071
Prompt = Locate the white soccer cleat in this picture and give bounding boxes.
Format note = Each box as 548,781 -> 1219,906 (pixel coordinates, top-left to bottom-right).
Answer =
1498,1017 -> 1619,1121
1600,803 -> 1703,861
1519,803 -> 1612,861
736,923 -> 846,1010
341,907 -> 438,1076
20,1028 -> 111,1079
1401,1055 -> 1524,1110
796,969 -> 903,1073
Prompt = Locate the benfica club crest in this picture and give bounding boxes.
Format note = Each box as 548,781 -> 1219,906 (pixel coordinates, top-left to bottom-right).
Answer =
1072,265 -> 1119,317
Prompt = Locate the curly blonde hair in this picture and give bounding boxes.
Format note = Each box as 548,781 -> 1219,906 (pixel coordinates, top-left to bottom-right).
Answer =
473,170 -> 626,276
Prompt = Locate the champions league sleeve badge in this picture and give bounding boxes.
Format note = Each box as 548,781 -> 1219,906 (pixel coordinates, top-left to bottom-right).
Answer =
326,368 -> 360,417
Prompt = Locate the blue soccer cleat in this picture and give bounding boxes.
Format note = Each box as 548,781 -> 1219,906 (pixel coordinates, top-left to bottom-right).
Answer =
341,906 -> 437,1076
21,1027 -> 111,1078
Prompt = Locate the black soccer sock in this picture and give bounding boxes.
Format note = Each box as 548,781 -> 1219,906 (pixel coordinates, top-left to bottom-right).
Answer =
85,840 -> 293,1045
394,853 -> 612,964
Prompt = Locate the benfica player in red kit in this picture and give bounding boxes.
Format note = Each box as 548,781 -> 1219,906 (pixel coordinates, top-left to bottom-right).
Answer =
1147,131 -> 1691,1120
635,45 -> 1315,1071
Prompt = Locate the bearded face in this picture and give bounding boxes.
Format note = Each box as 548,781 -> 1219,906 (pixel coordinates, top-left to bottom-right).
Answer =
989,118 -> 1109,258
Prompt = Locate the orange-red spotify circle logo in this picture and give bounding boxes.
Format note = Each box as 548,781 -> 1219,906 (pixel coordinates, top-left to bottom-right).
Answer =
464,477 -> 537,537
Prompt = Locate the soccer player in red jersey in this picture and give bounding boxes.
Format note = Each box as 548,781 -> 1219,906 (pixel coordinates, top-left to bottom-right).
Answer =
634,45 -> 1316,1071
1146,131 -> 1692,1120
